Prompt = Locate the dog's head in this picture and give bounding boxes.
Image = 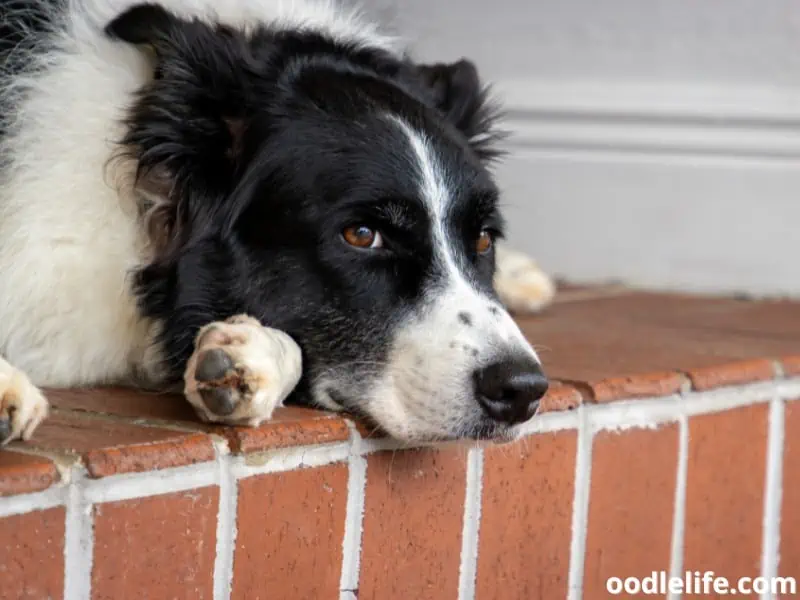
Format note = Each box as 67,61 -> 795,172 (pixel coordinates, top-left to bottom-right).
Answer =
107,3 -> 548,442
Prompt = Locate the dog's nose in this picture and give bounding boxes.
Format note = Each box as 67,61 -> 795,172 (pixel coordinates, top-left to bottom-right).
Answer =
474,358 -> 549,424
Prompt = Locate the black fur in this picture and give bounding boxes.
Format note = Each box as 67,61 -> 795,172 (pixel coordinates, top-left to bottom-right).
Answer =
104,4 -> 505,419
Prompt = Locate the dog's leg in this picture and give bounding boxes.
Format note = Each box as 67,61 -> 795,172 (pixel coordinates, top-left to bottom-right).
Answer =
493,244 -> 556,314
183,315 -> 302,426
0,356 -> 49,445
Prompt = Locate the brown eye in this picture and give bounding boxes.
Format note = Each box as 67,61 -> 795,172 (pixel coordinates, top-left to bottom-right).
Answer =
476,229 -> 493,254
342,225 -> 383,249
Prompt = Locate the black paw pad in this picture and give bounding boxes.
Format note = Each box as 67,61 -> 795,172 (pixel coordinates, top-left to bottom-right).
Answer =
195,348 -> 234,383
0,416 -> 12,443
198,387 -> 238,416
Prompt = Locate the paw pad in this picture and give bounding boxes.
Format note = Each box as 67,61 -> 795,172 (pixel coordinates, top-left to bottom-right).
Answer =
195,348 -> 235,383
0,415 -> 12,443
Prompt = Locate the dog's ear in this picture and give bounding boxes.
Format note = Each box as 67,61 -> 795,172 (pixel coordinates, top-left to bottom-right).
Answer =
106,4 -> 254,257
413,58 -> 504,162
104,3 -> 176,48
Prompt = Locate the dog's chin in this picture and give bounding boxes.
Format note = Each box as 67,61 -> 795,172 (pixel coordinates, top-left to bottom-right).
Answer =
315,388 -> 524,444
358,417 -> 520,445
456,420 -> 519,444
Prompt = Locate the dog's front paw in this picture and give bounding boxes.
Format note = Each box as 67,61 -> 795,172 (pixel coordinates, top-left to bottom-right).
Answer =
0,360 -> 49,445
493,245 -> 556,314
183,315 -> 302,426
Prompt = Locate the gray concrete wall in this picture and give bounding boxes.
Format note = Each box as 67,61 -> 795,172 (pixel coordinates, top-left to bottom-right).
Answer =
361,0 -> 800,296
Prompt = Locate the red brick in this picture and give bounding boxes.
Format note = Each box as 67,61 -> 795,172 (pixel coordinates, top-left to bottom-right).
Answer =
583,426 -> 679,597
47,387 -> 197,422
352,418 -> 389,440
233,464 -> 348,600
687,358 -> 776,391
92,487 -> 218,600
477,431 -> 577,600
84,433 -> 215,478
49,390 -> 350,453
550,283 -> 629,304
50,388 -> 351,455
684,405 -> 768,585
538,382 -> 584,413
217,407 -> 350,453
781,399 -> 800,580
0,507 -> 65,599
22,413 -> 214,477
0,451 -> 59,496
782,355 -> 800,377
360,448 -> 467,599
518,292 -> 800,387
591,371 -> 686,402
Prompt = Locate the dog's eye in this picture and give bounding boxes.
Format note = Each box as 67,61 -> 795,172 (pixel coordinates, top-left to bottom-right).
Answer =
342,225 -> 383,249
476,229 -> 493,254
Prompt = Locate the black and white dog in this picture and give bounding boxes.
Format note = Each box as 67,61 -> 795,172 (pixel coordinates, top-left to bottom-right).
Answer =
0,0 -> 555,444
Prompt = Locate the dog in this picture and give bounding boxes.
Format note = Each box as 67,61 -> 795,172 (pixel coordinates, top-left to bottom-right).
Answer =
0,0 -> 556,445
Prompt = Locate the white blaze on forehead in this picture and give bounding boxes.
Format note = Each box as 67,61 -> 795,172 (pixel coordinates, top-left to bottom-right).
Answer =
388,117 -> 449,217
387,115 -> 469,284
387,115 -> 539,362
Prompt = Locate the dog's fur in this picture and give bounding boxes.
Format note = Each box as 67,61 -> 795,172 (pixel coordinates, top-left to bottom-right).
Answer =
0,0 -> 555,444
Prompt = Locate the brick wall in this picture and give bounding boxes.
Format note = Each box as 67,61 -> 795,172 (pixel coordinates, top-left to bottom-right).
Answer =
1,378 -> 799,599
2,289 -> 799,599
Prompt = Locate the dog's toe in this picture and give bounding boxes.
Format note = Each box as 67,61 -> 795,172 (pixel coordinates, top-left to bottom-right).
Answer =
0,363 -> 49,445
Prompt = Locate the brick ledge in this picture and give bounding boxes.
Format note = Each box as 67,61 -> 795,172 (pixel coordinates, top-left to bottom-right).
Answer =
2,379 -> 800,599
3,377 -> 800,502
2,286 -> 799,490
2,287 -> 799,599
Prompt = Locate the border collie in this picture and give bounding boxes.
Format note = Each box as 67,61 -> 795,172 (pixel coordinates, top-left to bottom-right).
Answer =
0,0 -> 555,444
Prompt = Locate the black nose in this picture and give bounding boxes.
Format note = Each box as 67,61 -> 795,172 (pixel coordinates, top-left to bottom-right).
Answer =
474,358 -> 549,424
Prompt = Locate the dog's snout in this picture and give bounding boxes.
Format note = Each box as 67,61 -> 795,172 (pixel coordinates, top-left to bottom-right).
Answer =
474,358 -> 548,424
